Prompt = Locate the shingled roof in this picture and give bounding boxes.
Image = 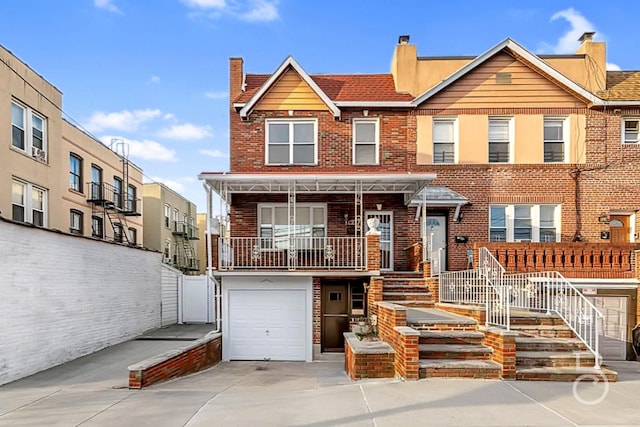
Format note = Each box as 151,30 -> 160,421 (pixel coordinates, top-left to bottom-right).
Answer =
235,73 -> 412,103
602,71 -> 640,101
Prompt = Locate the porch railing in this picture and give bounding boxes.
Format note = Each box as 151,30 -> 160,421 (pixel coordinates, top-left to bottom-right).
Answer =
439,269 -> 486,305
219,237 -> 367,271
479,248 -> 510,330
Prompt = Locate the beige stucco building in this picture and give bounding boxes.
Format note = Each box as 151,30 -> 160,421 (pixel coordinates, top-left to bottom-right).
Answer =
1,44 -> 143,243
143,182 -> 199,273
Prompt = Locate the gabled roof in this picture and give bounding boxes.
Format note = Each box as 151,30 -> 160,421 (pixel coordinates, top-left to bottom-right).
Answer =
411,38 -> 602,107
602,71 -> 640,101
235,74 -> 412,104
239,56 -> 341,118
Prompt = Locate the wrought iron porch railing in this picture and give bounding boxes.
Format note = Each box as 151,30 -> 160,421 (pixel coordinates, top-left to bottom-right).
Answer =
439,269 -> 486,305
479,248 -> 510,330
219,237 -> 367,271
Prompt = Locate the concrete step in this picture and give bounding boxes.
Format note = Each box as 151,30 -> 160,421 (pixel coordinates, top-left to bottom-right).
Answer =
408,318 -> 477,331
419,344 -> 492,360
515,336 -> 587,352
419,359 -> 502,379
382,272 -> 424,279
510,313 -> 566,326
384,300 -> 435,308
382,291 -> 433,301
516,351 -> 595,368
419,330 -> 485,346
516,366 -> 617,382
382,282 -> 430,292
510,325 -> 575,338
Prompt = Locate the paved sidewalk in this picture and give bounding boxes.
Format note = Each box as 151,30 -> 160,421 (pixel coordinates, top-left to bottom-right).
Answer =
1,343 -> 639,427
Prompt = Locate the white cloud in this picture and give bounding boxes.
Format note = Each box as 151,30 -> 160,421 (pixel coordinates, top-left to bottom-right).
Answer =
181,0 -> 279,22
94,0 -> 121,13
100,135 -> 177,162
205,91 -> 229,99
148,75 -> 160,84
84,109 -> 162,132
546,8 -> 596,54
240,0 -> 278,22
163,113 -> 176,121
157,123 -> 213,140
199,149 -> 229,158
607,62 -> 621,71
149,177 -> 186,193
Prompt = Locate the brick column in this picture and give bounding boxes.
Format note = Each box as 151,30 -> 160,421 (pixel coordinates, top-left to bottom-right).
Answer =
367,234 -> 381,272
367,276 -> 383,317
395,327 -> 420,380
210,233 -> 219,271
481,326 -> 517,380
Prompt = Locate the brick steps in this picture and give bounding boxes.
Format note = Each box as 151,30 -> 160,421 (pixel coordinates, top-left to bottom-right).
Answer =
383,291 -> 433,301
510,324 -> 575,338
509,313 -> 566,326
515,336 -> 585,352
408,317 -> 477,331
381,273 -> 434,309
382,272 -> 424,279
384,300 -> 435,308
418,330 -> 485,345
419,359 -> 502,379
517,351 -> 595,368
516,366 -> 618,382
419,344 -> 492,360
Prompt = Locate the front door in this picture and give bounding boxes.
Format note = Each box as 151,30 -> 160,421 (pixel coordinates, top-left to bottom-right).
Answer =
366,211 -> 393,271
610,215 -> 631,243
425,215 -> 447,273
322,283 -> 349,352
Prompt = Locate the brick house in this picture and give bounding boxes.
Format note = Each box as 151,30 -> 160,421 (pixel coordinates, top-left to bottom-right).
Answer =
200,32 -> 640,363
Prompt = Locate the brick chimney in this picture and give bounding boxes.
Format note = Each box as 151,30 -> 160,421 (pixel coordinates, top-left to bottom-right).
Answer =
229,57 -> 244,104
575,31 -> 606,92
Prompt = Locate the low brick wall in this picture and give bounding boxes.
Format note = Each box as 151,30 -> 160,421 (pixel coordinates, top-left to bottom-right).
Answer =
367,276 -> 384,317
480,326 -> 517,380
405,243 -> 423,272
436,302 -> 486,325
344,333 -> 395,380
376,302 -> 420,380
128,332 -> 222,389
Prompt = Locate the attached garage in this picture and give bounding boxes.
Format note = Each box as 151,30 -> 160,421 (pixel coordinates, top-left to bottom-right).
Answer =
222,276 -> 313,362
590,296 -> 628,361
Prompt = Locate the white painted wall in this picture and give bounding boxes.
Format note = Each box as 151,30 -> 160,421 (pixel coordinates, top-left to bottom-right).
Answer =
161,264 -> 181,327
0,220 -> 162,385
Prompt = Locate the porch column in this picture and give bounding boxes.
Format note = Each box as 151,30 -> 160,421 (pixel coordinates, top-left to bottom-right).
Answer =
366,218 -> 381,272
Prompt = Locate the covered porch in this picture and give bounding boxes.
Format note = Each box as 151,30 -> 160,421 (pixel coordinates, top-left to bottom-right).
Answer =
199,173 -> 436,273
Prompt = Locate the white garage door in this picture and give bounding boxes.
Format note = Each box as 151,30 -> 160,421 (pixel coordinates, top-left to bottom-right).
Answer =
590,296 -> 628,360
228,289 -> 307,361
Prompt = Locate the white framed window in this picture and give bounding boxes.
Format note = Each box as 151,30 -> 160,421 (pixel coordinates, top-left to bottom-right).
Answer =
173,208 -> 179,231
70,210 -> 83,234
622,118 -> 640,144
11,100 -> 47,160
259,204 -> 326,249
489,204 -> 561,242
12,179 -> 47,227
353,118 -> 379,165
433,118 -> 457,164
164,204 -> 171,228
488,117 -> 512,163
69,154 -> 83,192
265,119 -> 317,165
113,177 -> 123,208
543,117 -> 567,163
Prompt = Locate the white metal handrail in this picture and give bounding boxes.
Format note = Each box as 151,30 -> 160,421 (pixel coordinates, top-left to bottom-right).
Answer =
478,248 -> 510,330
219,236 -> 367,271
503,270 -> 603,367
439,269 -> 486,305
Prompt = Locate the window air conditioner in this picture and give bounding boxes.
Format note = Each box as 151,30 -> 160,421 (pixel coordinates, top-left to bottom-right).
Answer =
31,147 -> 46,161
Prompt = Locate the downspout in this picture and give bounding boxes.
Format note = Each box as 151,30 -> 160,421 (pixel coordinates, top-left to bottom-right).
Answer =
203,181 -> 221,333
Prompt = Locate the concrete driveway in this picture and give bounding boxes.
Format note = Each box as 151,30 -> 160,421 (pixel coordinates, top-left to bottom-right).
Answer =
1,343 -> 639,427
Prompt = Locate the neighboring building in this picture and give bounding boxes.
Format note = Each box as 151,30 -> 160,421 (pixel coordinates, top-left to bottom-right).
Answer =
196,212 -> 228,275
1,44 -> 143,243
200,31 -> 640,363
143,182 -> 199,274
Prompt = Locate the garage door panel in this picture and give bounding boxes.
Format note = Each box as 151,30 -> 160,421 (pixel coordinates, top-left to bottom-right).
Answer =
589,296 -> 628,361
228,289 -> 307,361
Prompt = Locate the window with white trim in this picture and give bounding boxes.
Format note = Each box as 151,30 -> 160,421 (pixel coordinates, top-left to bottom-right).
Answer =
353,119 -> 379,165
265,119 -> 317,165
259,204 -> 326,249
70,210 -> 83,234
543,118 -> 566,162
433,118 -> 456,164
489,204 -> 561,242
164,204 -> 171,228
11,101 -> 47,160
488,118 -> 511,163
173,208 -> 179,231
622,118 -> 640,144
69,154 -> 82,192
12,179 -> 47,227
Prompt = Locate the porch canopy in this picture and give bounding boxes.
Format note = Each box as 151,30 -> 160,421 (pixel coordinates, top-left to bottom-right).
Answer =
410,185 -> 469,222
199,172 -> 438,204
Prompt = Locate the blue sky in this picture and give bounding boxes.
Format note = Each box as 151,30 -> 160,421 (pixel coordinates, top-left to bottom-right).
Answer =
2,1 -> 640,211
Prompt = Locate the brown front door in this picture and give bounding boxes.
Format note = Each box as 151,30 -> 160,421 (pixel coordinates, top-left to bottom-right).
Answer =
610,215 -> 631,243
322,283 -> 349,352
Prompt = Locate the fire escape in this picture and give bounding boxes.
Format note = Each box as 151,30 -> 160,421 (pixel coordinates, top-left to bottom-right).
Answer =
86,140 -> 141,244
171,217 -> 199,274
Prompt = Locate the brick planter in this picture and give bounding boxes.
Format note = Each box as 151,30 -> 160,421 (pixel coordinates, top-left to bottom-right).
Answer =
344,332 -> 395,380
128,332 -> 222,389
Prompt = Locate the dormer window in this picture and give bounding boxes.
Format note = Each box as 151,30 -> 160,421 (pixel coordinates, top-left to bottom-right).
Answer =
265,119 -> 317,165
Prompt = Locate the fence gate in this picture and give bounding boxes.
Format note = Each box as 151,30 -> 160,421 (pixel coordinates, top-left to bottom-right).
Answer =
181,275 -> 214,323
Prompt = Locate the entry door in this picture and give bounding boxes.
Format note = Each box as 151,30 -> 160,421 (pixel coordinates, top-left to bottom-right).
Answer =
366,211 -> 393,271
590,296 -> 628,360
610,215 -> 631,243
425,215 -> 447,273
322,284 -> 349,352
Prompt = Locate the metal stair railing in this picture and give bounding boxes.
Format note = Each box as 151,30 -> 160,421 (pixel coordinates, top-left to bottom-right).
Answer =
478,248 -> 510,330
